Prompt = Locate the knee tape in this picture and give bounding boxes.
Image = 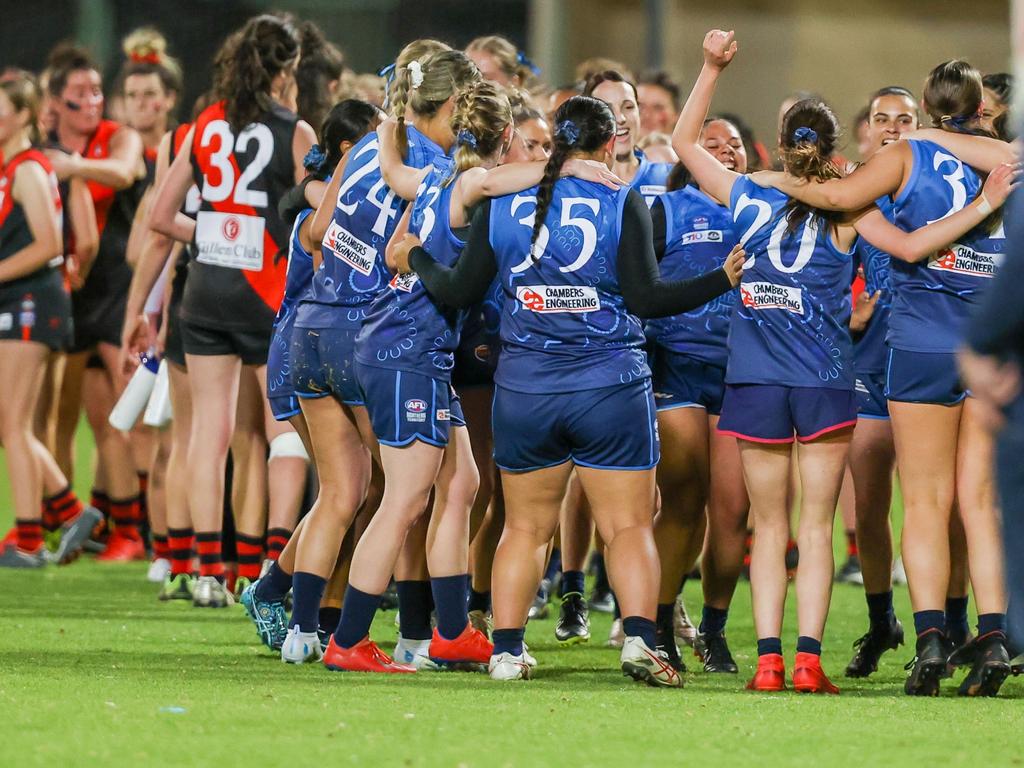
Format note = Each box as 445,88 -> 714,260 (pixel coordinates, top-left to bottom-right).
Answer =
268,431 -> 309,462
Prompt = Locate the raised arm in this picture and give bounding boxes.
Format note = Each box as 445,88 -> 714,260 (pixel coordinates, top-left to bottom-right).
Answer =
751,141 -> 908,211
907,128 -> 1017,173
48,125 -> 144,190
670,30 -> 741,206
851,163 -> 1017,262
468,159 -> 623,208
0,162 -> 62,283
376,119 -> 429,202
618,189 -> 741,318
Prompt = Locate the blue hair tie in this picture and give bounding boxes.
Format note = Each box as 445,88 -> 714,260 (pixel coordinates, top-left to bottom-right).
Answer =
516,50 -> 541,76
456,129 -> 478,150
556,120 -> 580,146
792,126 -> 818,145
378,62 -> 397,110
303,144 -> 327,172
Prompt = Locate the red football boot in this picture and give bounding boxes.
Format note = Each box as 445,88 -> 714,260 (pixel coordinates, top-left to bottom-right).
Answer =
323,636 -> 416,673
792,652 -> 840,694
746,653 -> 786,691
95,530 -> 146,562
429,624 -> 494,666
0,528 -> 16,552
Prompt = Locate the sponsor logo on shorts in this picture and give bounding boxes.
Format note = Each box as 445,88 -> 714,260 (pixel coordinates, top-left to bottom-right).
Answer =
437,409 -> 450,421
405,398 -> 427,423
740,282 -> 804,315
517,285 -> 600,313
855,378 -> 869,394
681,229 -> 724,245
389,272 -> 419,292
0,313 -> 11,331
324,220 -> 377,276
928,244 -> 1001,278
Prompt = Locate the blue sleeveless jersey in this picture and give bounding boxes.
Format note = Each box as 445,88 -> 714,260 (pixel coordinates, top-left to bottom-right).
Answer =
356,162 -> 466,380
275,208 -> 315,327
645,186 -> 738,367
888,139 -> 1006,353
632,150 -> 672,207
727,176 -> 854,389
296,127 -> 447,329
852,196 -> 894,374
488,179 -> 647,394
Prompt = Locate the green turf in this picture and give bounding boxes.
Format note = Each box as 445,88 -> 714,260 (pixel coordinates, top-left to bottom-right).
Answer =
1,429 -> 1020,768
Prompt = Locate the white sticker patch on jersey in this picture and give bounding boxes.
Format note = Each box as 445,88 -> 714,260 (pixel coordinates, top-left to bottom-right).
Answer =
740,281 -> 804,315
195,211 -> 265,271
516,285 -> 600,313
389,272 -> 420,293
681,230 -> 724,245
928,244 -> 1002,278
324,219 -> 377,276
0,313 -> 11,331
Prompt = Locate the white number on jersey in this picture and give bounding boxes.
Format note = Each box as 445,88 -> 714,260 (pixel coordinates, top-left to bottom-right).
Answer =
199,119 -> 274,207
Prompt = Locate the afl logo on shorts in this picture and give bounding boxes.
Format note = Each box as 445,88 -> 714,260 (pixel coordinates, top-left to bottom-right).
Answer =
222,215 -> 241,242
405,398 -> 427,423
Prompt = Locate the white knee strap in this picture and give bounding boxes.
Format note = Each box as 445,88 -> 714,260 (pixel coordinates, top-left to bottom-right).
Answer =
268,431 -> 309,462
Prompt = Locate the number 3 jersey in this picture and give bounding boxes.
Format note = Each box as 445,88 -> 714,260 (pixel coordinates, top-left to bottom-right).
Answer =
488,178 -> 646,394
356,162 -> 465,379
296,126 -> 447,330
888,139 -> 1005,354
183,100 -> 297,335
726,176 -> 854,390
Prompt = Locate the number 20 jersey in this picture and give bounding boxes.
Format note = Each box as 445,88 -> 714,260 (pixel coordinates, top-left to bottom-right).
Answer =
726,176 -> 854,390
488,179 -> 646,394
185,100 -> 297,335
888,139 -> 1005,354
296,126 -> 447,330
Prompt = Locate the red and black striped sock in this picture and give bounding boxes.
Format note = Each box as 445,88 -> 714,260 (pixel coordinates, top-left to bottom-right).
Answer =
90,489 -> 110,517
136,472 -> 149,520
16,519 -> 44,553
195,531 -> 224,580
109,496 -> 142,540
235,532 -> 263,580
152,533 -> 170,560
41,501 -> 58,532
265,527 -> 291,562
45,486 -> 85,528
167,527 -> 194,576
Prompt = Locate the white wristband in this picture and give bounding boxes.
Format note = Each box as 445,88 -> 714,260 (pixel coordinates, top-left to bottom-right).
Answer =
976,193 -> 993,217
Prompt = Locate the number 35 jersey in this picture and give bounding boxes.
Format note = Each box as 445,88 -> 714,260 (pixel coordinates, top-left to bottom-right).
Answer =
488,178 -> 647,394
184,100 -> 297,335
888,139 -> 1006,354
726,176 -> 854,390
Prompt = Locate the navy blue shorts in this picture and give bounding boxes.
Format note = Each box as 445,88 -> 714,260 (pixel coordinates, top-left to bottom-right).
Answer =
717,384 -> 857,443
493,379 -> 660,472
885,348 -> 967,406
357,362 -> 466,448
651,347 -> 726,416
291,326 -> 364,406
267,316 -> 297,422
269,394 -> 300,422
855,371 -> 889,419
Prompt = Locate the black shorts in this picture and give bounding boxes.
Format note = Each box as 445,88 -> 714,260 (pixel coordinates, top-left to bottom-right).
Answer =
70,281 -> 127,353
0,276 -> 72,352
451,319 -> 497,389
179,320 -> 270,366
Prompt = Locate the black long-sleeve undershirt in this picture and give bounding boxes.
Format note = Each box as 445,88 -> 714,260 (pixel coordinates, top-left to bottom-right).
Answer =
409,189 -> 733,319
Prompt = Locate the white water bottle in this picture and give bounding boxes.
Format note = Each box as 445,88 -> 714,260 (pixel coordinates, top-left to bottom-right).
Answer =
143,359 -> 173,427
109,354 -> 160,431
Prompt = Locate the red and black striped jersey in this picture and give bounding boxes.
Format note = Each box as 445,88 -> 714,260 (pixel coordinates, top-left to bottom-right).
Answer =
182,100 -> 297,333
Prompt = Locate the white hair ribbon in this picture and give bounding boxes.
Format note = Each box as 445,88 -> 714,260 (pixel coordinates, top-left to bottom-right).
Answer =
408,60 -> 424,90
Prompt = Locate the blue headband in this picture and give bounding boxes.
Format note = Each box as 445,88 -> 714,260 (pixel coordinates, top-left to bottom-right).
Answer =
792,126 -> 818,145
516,50 -> 541,76
456,129 -> 478,150
556,120 -> 580,146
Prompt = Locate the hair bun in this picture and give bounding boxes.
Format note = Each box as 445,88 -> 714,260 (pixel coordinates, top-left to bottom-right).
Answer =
123,27 -> 167,64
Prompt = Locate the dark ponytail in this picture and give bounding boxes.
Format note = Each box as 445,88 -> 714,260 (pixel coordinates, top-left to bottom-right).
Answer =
213,14 -> 300,133
779,99 -> 844,234
530,95 -> 615,259
923,60 -> 995,138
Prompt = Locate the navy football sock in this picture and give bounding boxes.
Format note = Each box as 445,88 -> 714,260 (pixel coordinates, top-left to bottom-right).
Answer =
913,609 -> 945,637
796,636 -> 822,656
289,572 -> 327,633
492,628 -> 525,656
866,590 -> 895,627
334,586 -> 382,648
622,616 -> 657,649
396,580 -> 433,641
254,560 -> 292,602
560,570 -> 585,597
468,588 -> 490,613
432,573 -> 470,640
699,605 -> 728,636
757,637 -> 782,656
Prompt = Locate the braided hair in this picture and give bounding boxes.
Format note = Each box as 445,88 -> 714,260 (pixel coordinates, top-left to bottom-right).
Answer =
448,81 -> 513,182
529,95 -> 615,259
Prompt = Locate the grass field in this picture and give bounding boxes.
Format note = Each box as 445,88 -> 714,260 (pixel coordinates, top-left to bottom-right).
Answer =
0,428 -> 1020,768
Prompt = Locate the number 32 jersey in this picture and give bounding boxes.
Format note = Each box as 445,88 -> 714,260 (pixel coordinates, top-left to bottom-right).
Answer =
184,100 -> 297,335
488,179 -> 646,394
726,176 -> 854,390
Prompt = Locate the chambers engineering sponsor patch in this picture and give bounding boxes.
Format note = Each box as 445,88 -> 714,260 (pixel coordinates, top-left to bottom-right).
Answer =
740,281 -> 804,315
324,219 -> 377,276
516,285 -> 600,313
389,272 -> 419,292
928,244 -> 1001,278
